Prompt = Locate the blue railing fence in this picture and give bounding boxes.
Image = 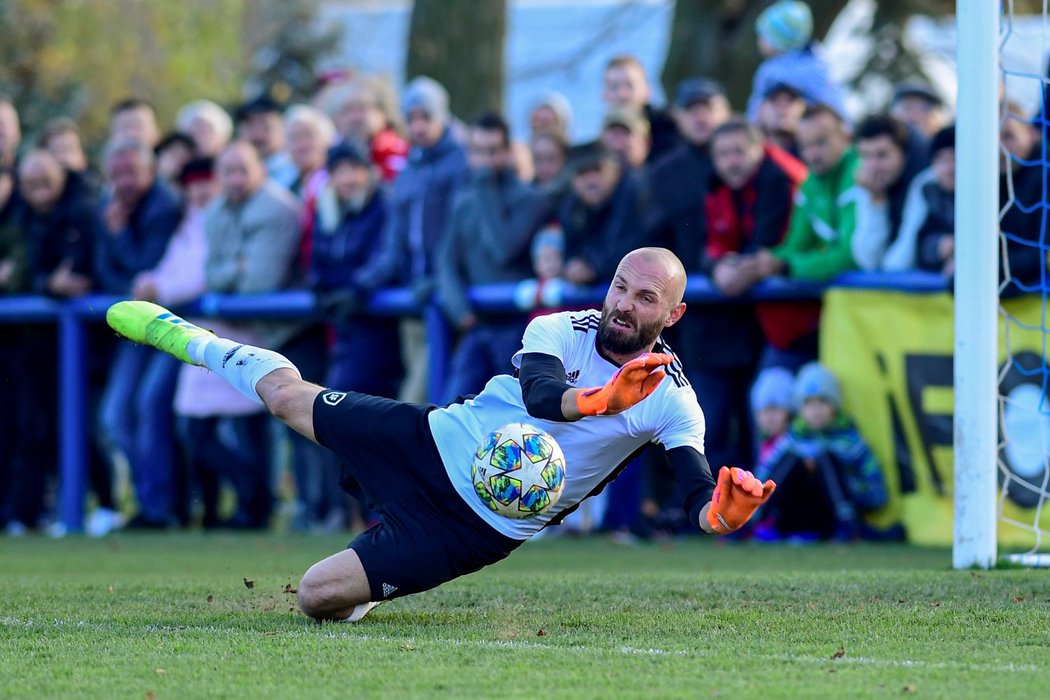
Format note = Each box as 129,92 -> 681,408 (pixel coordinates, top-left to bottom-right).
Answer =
0,270 -> 948,531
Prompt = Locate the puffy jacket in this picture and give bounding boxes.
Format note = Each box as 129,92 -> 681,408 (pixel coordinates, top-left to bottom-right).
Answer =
773,147 -> 859,281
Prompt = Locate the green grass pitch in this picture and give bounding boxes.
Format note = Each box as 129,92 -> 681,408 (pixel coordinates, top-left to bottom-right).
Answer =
2,534 -> 1048,698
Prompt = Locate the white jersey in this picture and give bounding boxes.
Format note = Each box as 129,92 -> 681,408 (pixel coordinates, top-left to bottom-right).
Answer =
428,309 -> 706,540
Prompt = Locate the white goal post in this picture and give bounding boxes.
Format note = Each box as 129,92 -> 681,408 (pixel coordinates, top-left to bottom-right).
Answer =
952,0 -> 1000,569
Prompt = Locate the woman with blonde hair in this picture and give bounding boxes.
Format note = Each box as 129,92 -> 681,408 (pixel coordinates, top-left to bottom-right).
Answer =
317,74 -> 408,183
284,104 -> 337,202
174,100 -> 233,157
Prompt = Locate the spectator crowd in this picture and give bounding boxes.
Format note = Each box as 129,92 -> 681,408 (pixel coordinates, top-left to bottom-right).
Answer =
0,1 -> 1041,542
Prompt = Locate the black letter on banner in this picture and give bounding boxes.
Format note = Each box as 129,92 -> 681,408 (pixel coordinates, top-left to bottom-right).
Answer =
903,353 -> 953,496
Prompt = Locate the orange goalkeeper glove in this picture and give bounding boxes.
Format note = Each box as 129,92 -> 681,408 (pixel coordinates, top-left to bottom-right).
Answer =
705,466 -> 776,534
576,352 -> 672,416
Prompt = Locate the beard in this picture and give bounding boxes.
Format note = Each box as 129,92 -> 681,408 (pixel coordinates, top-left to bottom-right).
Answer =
597,304 -> 665,356
344,187 -> 371,213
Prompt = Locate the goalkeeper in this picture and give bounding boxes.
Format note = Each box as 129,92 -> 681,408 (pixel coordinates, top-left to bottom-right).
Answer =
107,247 -> 774,622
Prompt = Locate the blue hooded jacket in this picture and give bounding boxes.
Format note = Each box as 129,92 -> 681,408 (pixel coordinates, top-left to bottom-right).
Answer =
354,127 -> 469,296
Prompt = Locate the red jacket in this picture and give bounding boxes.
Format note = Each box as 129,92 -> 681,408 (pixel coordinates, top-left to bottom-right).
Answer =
371,128 -> 409,183
702,144 -> 819,350
702,143 -> 806,260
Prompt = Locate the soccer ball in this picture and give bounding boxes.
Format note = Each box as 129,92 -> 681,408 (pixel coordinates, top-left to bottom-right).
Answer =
471,423 -> 566,519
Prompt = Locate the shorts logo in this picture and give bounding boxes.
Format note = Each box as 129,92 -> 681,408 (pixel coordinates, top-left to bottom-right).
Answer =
381,582 -> 397,598
565,369 -> 580,385
322,391 -> 347,406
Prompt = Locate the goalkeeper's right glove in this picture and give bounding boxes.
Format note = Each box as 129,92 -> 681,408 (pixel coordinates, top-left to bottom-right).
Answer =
576,352 -> 672,416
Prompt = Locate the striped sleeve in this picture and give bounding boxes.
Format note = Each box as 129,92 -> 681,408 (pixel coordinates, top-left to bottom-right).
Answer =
512,312 -> 575,368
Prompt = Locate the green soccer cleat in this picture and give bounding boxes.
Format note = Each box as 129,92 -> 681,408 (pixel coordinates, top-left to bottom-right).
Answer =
106,301 -> 212,366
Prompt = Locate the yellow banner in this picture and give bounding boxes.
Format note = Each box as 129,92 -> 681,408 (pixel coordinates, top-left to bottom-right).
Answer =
820,288 -> 1050,547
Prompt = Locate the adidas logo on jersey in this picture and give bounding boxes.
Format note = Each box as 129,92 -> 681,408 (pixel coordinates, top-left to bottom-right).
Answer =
381,582 -> 398,598
565,369 -> 580,384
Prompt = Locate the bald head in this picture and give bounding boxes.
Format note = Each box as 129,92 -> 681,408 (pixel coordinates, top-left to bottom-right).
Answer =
19,149 -> 66,214
220,140 -> 263,169
19,148 -> 62,180
218,140 -> 265,203
599,247 -> 688,362
618,247 -> 687,308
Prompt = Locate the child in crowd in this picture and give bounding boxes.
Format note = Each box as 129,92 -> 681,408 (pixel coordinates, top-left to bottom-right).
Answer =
532,224 -> 564,284
515,223 -> 567,319
753,362 -> 888,541
746,1 -> 849,125
750,366 -> 795,465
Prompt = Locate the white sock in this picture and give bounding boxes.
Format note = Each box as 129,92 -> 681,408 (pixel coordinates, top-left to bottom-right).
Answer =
340,601 -> 381,623
188,336 -> 301,405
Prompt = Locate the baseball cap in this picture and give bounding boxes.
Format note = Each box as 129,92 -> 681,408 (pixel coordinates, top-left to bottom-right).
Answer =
763,80 -> 804,101
234,95 -> 284,123
601,107 -> 650,136
327,141 -> 369,170
674,78 -> 727,109
893,81 -> 943,107
566,141 -> 614,174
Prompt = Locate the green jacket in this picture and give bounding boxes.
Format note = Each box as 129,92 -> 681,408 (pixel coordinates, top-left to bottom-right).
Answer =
773,147 -> 859,281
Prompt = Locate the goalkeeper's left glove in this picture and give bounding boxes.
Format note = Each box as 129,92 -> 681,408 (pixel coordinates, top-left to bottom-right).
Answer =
705,466 -> 776,534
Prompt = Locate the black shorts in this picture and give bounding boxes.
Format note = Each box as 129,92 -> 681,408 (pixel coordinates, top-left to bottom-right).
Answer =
312,390 -> 523,602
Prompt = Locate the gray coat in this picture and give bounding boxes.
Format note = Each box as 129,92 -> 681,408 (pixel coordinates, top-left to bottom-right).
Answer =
204,180 -> 303,347
436,171 -> 550,326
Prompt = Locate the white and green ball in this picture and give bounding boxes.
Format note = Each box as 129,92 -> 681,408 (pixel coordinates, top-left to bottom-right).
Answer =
471,423 -> 566,519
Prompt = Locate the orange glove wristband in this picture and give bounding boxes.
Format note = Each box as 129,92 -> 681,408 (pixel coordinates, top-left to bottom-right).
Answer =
576,385 -> 609,416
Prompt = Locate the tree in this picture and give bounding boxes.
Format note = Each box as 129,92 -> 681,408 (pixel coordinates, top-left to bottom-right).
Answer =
663,0 -> 1047,115
241,0 -> 344,105
0,0 -> 83,141
405,0 -> 507,121
661,0 -> 849,111
852,0 -> 952,99
0,0 -> 347,151
0,0 -> 244,148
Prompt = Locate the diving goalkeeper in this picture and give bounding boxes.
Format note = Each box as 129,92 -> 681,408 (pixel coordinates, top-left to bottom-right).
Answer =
106,247 -> 775,622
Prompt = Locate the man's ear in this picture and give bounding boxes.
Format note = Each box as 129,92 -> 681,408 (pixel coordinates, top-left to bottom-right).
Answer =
665,302 -> 686,328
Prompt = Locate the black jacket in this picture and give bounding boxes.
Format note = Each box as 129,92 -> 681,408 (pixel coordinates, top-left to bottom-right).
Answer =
885,127 -> 931,247
676,154 -> 800,371
644,142 -> 713,253
644,103 -> 681,165
1000,141 -> 1047,296
22,170 -> 100,295
914,179 -> 955,272
558,169 -> 647,281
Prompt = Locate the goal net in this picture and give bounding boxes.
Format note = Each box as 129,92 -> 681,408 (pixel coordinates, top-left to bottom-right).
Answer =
957,0 -> 1050,567
996,1 -> 1050,566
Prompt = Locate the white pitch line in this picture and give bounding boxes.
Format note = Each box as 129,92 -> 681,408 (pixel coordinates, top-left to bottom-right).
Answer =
0,616 -> 1042,674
